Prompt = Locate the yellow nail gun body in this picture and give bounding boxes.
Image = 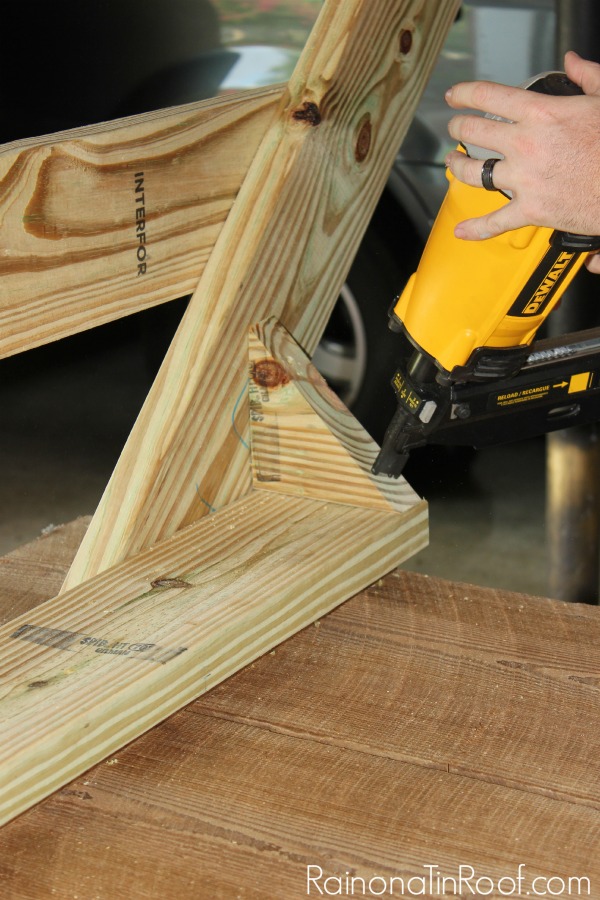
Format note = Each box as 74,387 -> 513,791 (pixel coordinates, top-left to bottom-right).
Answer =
373,72 -> 600,477
396,170 -> 585,372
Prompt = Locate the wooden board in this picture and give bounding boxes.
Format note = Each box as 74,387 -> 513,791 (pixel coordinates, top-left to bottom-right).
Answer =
63,0 -> 460,590
0,87 -> 281,358
0,519 -> 90,626
249,318 -> 416,511
0,490 -> 427,825
0,327 -> 426,825
0,522 -> 599,898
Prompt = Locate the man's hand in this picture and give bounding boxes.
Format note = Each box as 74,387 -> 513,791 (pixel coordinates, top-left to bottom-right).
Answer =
444,51 -> 600,272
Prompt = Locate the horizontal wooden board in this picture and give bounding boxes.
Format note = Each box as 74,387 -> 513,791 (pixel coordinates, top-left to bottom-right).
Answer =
203,569 -> 600,808
0,87 -> 282,358
0,491 -> 427,825
0,521 -> 598,898
0,518 -> 90,626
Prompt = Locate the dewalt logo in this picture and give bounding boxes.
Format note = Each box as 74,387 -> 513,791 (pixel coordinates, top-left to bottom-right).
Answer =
521,251 -> 575,315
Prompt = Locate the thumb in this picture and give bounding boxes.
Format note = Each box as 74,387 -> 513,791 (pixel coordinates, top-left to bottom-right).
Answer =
564,50 -> 600,97
454,202 -> 528,241
586,252 -> 600,275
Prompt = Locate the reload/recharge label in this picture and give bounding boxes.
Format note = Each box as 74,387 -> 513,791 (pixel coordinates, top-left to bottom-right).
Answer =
491,371 -> 596,409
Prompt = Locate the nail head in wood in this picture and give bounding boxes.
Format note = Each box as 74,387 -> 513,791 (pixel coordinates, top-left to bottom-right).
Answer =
292,101 -> 322,126
355,115 -> 372,163
251,358 -> 290,389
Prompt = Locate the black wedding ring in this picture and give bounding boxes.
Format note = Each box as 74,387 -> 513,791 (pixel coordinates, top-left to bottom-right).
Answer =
481,157 -> 500,191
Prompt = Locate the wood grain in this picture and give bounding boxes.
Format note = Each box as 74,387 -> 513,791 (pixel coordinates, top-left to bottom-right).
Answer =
249,319 -> 420,512
0,521 -> 599,898
0,88 -> 281,357
204,571 -> 600,809
63,0 -> 460,590
0,518 -> 90,626
0,489 -> 427,825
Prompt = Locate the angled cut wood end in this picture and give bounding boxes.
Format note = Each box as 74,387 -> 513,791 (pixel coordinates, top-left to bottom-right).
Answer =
249,318 -> 422,514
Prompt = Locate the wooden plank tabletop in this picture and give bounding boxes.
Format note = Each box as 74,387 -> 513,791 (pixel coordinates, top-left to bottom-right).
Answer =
0,520 -> 599,899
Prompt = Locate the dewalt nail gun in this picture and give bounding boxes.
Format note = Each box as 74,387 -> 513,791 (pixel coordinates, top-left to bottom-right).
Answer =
373,71 -> 600,478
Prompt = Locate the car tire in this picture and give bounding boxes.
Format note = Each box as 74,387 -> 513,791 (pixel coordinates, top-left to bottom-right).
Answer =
313,221 -> 418,445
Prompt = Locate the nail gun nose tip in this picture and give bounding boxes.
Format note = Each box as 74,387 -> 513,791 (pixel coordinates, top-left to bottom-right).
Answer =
372,447 -> 410,479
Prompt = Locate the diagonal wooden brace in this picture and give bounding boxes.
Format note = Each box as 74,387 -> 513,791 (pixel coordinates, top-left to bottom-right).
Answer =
61,0 -> 459,590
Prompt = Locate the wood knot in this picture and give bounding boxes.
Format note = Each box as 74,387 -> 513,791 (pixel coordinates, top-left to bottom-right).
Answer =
355,115 -> 372,163
399,29 -> 413,54
151,578 -> 192,589
251,358 -> 290,389
292,101 -> 322,126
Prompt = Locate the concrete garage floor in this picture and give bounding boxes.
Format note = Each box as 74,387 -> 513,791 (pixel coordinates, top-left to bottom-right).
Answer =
404,441 -> 548,596
1,314 -> 549,598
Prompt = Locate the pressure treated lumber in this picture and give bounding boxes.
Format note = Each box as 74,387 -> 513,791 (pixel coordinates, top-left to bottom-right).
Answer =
0,87 -> 281,357
0,490 -> 427,825
1,316 -> 426,824
249,318 -> 416,511
1,523 -> 599,898
63,0 -> 460,590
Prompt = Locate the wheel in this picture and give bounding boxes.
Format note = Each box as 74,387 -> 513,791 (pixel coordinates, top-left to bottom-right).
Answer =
312,221 -> 418,445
